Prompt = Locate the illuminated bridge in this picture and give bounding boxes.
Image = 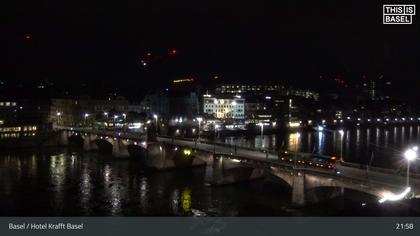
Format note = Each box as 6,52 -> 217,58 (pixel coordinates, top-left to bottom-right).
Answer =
157,136 -> 420,206
54,126 -> 420,207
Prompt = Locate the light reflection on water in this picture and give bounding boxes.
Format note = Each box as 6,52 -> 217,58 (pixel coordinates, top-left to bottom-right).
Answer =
80,164 -> 92,214
1,150 -> 254,216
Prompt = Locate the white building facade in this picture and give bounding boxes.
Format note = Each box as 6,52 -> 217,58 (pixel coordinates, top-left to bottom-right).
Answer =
203,95 -> 245,120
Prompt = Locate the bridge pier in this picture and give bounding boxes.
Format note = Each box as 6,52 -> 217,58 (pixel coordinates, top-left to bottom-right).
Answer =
205,154 -> 265,186
144,143 -> 173,169
144,143 -> 206,170
112,138 -> 130,158
58,130 -> 69,146
191,151 -> 212,167
82,134 -> 99,151
291,171 -> 306,207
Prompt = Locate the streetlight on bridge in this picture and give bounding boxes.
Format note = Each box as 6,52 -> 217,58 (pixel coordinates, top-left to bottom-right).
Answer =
153,114 -> 158,133
404,147 -> 418,187
257,122 -> 264,139
196,117 -> 203,141
338,129 -> 345,163
113,115 -> 119,127
214,124 -> 220,138
84,113 -> 89,126
56,112 -> 62,125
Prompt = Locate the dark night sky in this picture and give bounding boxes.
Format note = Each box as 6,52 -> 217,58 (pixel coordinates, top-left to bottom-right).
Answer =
1,0 -> 419,97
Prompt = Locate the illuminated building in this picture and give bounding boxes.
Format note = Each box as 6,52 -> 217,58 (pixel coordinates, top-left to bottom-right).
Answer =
215,84 -> 319,101
0,125 -> 37,139
0,99 -> 44,143
216,84 -> 285,95
0,101 -> 17,107
203,95 -> 244,120
213,84 -> 319,127
0,99 -> 50,125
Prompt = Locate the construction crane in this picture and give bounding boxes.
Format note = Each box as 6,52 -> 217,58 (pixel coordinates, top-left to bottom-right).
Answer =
139,49 -> 177,67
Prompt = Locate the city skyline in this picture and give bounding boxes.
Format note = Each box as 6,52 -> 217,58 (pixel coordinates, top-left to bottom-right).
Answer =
1,0 -> 419,98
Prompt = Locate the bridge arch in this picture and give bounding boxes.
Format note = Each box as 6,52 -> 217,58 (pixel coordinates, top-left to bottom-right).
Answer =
304,173 -> 385,199
91,138 -> 113,153
68,134 -> 84,147
126,143 -> 147,157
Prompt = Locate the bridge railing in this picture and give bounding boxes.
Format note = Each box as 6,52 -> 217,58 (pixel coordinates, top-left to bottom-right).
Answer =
340,161 -> 420,179
158,135 -> 277,154
56,126 -> 147,140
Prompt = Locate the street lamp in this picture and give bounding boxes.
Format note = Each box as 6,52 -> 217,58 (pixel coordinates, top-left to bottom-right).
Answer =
56,112 -> 62,125
153,114 -> 158,133
292,132 -> 301,168
214,124 -> 220,138
257,122 -> 264,139
196,117 -> 203,141
84,113 -> 89,126
339,129 -> 344,162
317,125 -> 324,132
113,114 -> 118,123
404,147 -> 417,187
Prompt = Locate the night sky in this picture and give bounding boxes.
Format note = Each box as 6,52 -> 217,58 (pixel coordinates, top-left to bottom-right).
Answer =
1,0 -> 419,97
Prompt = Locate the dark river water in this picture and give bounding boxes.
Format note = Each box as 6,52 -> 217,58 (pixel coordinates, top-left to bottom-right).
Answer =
1,125 -> 420,216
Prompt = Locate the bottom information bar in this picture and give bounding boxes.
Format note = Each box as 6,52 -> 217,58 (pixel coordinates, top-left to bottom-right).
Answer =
1,217 -> 419,236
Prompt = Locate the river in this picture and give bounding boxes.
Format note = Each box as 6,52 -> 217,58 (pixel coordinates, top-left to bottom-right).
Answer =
1,125 -> 420,216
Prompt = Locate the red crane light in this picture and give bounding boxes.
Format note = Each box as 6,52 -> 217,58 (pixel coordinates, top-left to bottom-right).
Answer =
170,49 -> 177,55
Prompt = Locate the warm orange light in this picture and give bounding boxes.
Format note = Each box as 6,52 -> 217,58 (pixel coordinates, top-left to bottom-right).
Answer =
172,78 -> 194,83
